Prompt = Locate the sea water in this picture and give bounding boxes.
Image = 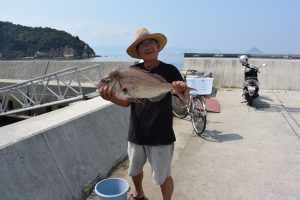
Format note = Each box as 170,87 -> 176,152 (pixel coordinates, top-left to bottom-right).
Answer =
85,52 -> 184,70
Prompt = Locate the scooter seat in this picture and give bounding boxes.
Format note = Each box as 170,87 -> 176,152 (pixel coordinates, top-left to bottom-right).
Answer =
245,77 -> 258,81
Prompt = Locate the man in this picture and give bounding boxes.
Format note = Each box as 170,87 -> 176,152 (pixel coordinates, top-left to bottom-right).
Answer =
98,28 -> 188,200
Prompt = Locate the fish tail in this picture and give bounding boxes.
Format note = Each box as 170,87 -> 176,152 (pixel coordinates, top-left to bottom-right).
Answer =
172,85 -> 196,104
186,86 -> 196,91
174,91 -> 190,104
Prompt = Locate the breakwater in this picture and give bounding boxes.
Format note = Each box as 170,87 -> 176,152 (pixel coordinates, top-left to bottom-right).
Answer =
0,57 -> 299,200
183,57 -> 300,91
0,60 -> 133,200
0,96 -> 130,200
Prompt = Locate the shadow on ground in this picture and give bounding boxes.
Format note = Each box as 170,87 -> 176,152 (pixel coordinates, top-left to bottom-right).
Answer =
197,129 -> 243,142
250,95 -> 282,112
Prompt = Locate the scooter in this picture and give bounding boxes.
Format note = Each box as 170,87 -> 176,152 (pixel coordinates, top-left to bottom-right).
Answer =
239,55 -> 266,106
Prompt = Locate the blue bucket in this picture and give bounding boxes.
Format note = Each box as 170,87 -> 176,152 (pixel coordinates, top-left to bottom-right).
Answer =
94,178 -> 129,200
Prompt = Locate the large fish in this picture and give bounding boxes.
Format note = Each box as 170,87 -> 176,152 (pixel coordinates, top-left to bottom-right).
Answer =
97,66 -> 190,102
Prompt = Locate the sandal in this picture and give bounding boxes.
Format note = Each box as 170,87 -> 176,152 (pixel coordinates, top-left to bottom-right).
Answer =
128,193 -> 147,200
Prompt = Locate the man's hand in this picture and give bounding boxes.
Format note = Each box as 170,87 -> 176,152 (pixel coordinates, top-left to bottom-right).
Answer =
96,85 -> 131,107
171,81 -> 187,94
171,81 -> 190,104
97,86 -> 116,101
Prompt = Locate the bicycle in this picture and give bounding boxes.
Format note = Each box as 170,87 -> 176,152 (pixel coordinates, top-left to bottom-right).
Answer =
172,69 -> 207,135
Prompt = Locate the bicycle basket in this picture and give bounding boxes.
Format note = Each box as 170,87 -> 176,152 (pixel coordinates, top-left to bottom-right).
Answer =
187,77 -> 214,95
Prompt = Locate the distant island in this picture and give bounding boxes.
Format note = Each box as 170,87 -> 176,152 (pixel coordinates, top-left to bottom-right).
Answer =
246,47 -> 265,54
0,21 -> 95,59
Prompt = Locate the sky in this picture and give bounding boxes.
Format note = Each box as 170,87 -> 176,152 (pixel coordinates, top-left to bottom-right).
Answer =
1,0 -> 300,55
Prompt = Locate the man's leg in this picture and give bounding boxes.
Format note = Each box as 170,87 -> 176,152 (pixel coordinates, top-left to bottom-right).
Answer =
128,142 -> 147,198
145,144 -> 174,200
160,176 -> 174,200
131,171 -> 145,198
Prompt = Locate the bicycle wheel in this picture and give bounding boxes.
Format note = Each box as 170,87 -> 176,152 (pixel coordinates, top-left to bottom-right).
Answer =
191,96 -> 207,135
172,94 -> 188,119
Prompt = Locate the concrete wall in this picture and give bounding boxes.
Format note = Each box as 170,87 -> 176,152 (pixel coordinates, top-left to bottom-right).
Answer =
0,60 -> 134,87
0,97 -> 130,200
1,59 -> 300,91
183,58 -> 300,91
0,60 -> 49,80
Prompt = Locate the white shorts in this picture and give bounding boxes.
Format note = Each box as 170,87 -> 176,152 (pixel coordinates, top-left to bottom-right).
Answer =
127,141 -> 174,185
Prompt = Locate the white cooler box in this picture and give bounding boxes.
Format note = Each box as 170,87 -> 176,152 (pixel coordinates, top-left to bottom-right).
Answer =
186,77 -> 214,95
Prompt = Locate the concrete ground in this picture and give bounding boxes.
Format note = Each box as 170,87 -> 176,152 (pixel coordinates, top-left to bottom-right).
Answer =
87,88 -> 300,200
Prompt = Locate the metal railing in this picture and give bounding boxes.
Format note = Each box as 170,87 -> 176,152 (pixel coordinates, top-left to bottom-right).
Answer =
0,64 -> 102,116
184,53 -> 300,59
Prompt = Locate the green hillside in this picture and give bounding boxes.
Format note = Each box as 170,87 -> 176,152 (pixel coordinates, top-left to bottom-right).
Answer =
0,21 -> 95,58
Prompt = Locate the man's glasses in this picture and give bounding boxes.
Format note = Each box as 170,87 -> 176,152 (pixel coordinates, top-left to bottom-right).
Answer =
138,39 -> 157,48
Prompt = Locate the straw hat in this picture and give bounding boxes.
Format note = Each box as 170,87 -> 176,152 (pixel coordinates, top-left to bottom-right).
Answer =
126,28 -> 167,59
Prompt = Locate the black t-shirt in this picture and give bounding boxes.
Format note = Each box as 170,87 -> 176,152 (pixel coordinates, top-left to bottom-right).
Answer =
128,61 -> 184,145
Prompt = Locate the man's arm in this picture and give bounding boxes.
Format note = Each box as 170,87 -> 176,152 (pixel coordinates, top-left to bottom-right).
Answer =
97,86 -> 130,107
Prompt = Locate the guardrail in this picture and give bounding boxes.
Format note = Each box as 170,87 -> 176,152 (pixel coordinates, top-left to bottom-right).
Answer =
0,64 -> 101,116
184,53 -> 300,59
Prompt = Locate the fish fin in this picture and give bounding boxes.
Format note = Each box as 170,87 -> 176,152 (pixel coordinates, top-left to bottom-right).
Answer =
174,91 -> 190,104
186,86 -> 197,92
124,86 -> 145,104
129,66 -> 168,83
129,65 -> 148,72
150,73 -> 168,83
128,98 -> 145,105
173,86 -> 197,104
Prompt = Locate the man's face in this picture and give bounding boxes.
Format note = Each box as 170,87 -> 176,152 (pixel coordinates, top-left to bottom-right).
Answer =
137,39 -> 159,61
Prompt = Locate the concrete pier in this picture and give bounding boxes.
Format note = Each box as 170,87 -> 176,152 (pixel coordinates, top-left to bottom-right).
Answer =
0,97 -> 130,200
1,58 -> 299,200
0,60 -> 135,200
89,89 -> 300,200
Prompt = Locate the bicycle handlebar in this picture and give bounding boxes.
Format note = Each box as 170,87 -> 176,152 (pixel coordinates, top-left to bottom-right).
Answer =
187,69 -> 197,74
184,69 -> 198,77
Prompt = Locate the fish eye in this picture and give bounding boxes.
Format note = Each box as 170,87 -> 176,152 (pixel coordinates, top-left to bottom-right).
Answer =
103,78 -> 110,84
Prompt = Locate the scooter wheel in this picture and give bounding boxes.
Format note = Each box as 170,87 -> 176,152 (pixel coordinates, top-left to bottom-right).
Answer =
247,97 -> 253,106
